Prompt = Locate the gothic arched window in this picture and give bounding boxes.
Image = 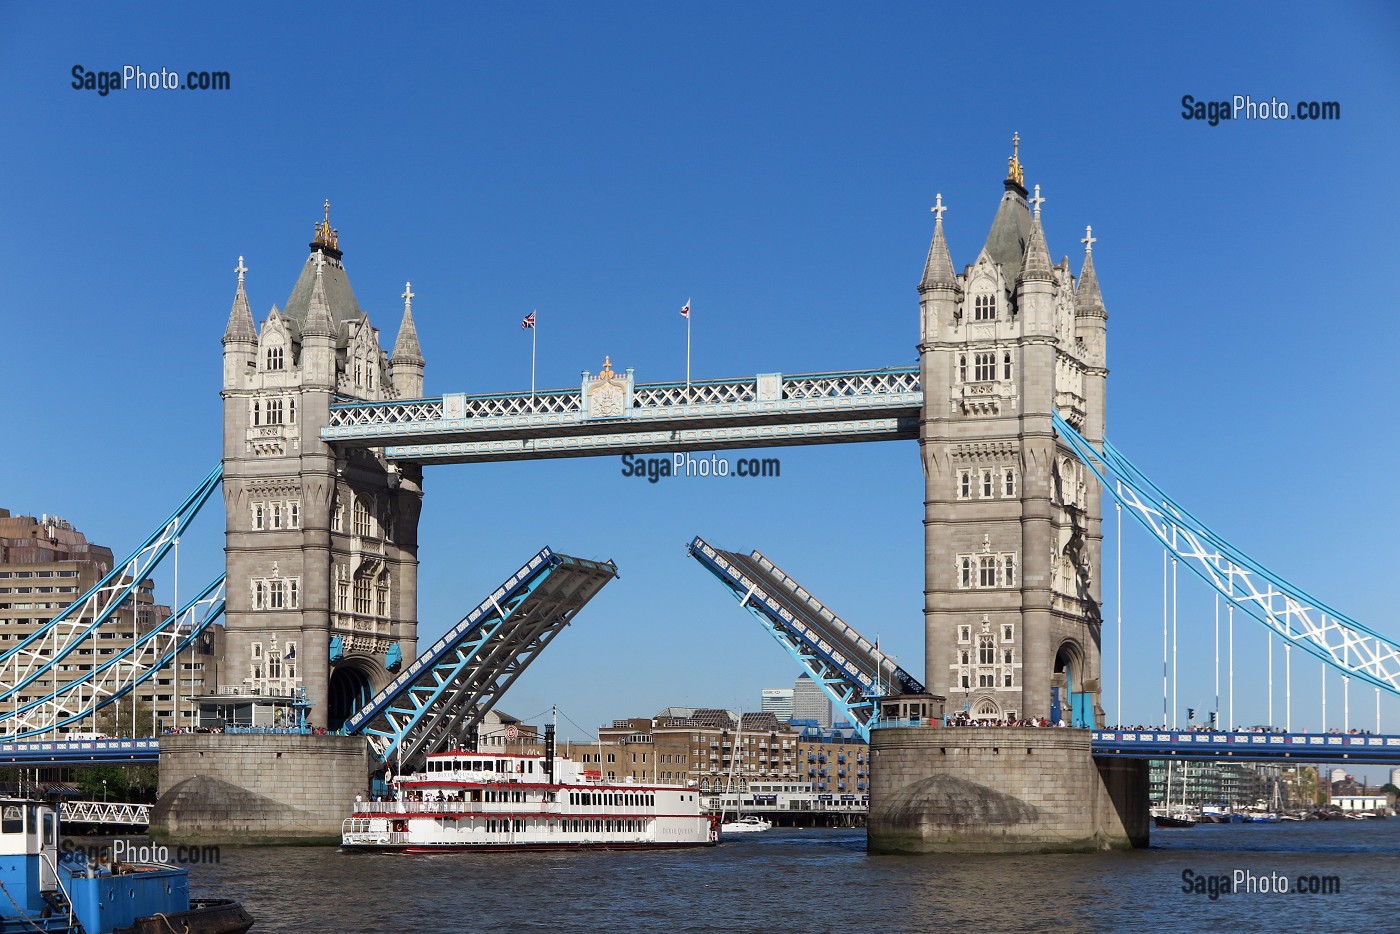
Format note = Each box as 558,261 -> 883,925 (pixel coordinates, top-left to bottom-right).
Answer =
979,636 -> 995,665
266,346 -> 284,371
974,293 -> 997,321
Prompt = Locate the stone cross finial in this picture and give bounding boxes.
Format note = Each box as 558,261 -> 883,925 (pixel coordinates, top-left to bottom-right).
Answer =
402,282 -> 414,308
1081,225 -> 1097,253
315,251 -> 326,275
931,193 -> 947,223
1029,184 -> 1045,218
235,255 -> 247,285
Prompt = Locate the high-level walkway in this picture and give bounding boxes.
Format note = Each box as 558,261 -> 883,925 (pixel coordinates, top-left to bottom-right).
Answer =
322,366 -> 921,463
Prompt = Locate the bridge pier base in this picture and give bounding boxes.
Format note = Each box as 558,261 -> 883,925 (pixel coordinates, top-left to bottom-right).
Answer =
151,734 -> 369,845
868,727 -> 1148,854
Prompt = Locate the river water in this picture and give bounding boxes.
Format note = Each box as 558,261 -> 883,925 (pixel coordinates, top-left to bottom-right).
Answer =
136,821 -> 1400,933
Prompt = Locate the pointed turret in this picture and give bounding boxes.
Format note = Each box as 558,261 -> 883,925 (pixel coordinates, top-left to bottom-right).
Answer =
302,254 -> 336,340
918,194 -> 960,346
392,282 -> 426,399
391,283 -> 424,365
920,194 -> 957,292
222,256 -> 257,345
222,256 -> 258,391
1018,215 -> 1053,284
301,253 -> 337,389
1075,226 -> 1106,318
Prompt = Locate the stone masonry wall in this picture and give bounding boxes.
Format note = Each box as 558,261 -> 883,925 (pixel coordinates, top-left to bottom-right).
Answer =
151,734 -> 370,845
868,726 -> 1148,854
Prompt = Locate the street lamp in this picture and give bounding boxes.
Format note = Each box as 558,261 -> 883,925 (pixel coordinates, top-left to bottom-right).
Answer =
101,779 -> 107,803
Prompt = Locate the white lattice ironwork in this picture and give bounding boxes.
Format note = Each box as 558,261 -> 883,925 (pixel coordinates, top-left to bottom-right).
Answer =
632,381 -> 758,407
1055,412 -> 1400,697
783,370 -> 921,399
331,399 -> 444,426
61,800 -> 150,828
1,577 -> 225,738
0,466 -> 221,707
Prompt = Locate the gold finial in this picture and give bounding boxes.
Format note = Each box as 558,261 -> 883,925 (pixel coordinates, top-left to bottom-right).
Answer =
599,356 -> 616,380
313,199 -> 339,252
1006,131 -> 1024,188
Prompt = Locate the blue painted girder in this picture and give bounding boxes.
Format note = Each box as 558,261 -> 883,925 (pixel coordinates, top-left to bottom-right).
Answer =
0,576 -> 226,738
345,547 -> 618,767
688,536 -> 923,742
0,464 -> 222,703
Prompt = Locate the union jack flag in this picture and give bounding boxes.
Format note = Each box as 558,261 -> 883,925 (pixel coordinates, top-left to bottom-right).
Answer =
521,311 -> 536,329
679,298 -> 690,318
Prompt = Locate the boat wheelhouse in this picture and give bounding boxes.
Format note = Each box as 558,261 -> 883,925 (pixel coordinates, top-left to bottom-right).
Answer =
342,750 -> 717,852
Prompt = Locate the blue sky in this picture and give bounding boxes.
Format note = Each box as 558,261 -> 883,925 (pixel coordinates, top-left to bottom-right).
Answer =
1,2 -> 1398,750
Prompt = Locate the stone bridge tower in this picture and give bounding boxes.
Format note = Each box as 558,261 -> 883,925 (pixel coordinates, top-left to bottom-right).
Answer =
219,204 -> 426,729
917,138 -> 1109,726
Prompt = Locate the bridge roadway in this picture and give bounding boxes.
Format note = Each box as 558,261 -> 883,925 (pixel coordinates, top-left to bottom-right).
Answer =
8,730 -> 1400,769
321,366 -> 922,463
1090,729 -> 1400,764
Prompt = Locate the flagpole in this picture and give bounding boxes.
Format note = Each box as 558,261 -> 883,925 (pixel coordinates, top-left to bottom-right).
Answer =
685,298 -> 691,392
530,309 -> 537,411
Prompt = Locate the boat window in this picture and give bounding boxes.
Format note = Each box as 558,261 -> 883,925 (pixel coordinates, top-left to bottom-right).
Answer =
0,807 -> 19,834
42,812 -> 53,846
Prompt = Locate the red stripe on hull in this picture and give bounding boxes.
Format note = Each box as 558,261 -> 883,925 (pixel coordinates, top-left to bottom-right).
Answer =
343,840 -> 718,854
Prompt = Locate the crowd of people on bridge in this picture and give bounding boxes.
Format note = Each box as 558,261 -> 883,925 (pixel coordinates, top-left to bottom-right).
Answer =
941,711 -> 1074,729
1101,723 -> 1382,736
934,714 -> 1386,735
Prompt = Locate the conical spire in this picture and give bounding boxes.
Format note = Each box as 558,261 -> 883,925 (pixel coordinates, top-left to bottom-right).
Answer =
302,252 -> 336,339
1076,226 -> 1106,317
1018,213 -> 1053,283
919,194 -> 957,291
391,282 -> 424,365
222,255 -> 257,344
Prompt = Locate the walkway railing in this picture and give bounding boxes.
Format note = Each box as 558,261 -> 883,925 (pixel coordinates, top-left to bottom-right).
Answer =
60,800 -> 150,828
1092,729 -> 1400,763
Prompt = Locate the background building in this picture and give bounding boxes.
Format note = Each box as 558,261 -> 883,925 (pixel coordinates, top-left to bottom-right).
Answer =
0,508 -> 219,735
760,688 -> 794,723
792,674 -> 832,729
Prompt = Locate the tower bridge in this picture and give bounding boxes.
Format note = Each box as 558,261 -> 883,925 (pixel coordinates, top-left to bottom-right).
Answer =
10,139 -> 1396,850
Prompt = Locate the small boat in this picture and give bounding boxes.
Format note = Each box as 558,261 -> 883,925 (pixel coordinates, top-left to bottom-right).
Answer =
720,815 -> 772,834
1153,810 -> 1198,829
0,797 -> 252,933
1153,762 -> 1196,827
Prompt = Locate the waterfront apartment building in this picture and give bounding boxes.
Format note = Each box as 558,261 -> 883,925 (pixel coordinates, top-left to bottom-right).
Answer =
574,708 -> 870,796
0,509 -> 219,734
1146,759 -> 1312,809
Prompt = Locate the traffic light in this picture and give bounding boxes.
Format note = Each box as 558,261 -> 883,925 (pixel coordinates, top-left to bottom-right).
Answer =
1188,707 -> 1195,721
1209,711 -> 1217,727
